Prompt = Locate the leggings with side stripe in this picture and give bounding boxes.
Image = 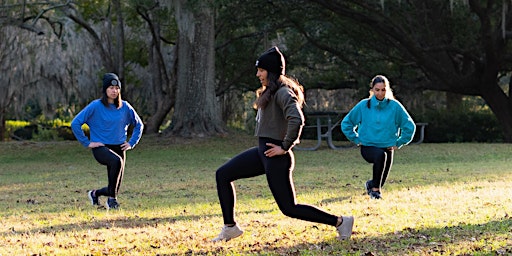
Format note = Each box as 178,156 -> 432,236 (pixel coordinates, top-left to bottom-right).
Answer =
360,146 -> 394,189
215,137 -> 338,226
91,144 -> 125,198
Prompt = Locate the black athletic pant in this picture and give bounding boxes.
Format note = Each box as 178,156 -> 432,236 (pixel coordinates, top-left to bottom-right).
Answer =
216,137 -> 338,226
92,144 -> 125,198
360,145 -> 394,190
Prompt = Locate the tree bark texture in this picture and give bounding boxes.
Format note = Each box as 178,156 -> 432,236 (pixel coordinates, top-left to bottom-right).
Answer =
136,5 -> 176,134
169,0 -> 225,137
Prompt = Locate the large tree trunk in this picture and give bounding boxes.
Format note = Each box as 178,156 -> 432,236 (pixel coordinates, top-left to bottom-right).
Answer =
143,44 -> 176,134
167,0 -> 225,137
479,78 -> 512,142
0,28 -> 12,141
0,110 -> 5,141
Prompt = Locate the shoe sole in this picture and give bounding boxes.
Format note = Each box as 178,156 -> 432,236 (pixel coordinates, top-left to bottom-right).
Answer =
212,229 -> 243,242
226,230 -> 243,241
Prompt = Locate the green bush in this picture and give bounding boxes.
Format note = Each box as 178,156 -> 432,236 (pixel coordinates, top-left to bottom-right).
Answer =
416,108 -> 504,143
4,108 -> 504,143
5,120 -> 31,139
5,118 -> 83,141
32,127 -> 62,141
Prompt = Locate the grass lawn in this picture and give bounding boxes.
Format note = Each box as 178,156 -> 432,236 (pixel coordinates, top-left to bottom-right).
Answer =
0,133 -> 511,255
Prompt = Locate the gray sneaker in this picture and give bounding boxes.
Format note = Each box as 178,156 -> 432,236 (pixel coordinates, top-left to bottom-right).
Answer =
336,216 -> 354,240
106,197 -> 120,210
212,224 -> 243,242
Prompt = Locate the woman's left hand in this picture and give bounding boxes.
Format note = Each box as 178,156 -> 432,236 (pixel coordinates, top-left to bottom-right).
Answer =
121,142 -> 132,151
264,143 -> 287,157
387,146 -> 398,150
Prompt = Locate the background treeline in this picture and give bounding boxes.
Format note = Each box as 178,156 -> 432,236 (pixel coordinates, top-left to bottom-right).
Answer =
1,0 -> 510,143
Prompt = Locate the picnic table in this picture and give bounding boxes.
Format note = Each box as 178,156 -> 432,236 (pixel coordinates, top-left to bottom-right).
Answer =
295,112 -> 353,151
412,122 -> 428,144
295,111 -> 427,151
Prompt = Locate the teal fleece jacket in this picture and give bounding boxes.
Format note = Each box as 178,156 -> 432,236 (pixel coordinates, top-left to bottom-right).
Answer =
341,96 -> 416,149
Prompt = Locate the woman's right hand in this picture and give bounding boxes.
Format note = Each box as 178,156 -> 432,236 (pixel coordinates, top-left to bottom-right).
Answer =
264,143 -> 287,157
88,142 -> 105,148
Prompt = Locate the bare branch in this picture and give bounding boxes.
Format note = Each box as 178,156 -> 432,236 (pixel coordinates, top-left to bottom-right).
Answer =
31,0 -> 71,26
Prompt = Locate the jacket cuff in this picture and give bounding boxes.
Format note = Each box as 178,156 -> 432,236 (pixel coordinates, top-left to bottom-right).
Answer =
282,142 -> 291,151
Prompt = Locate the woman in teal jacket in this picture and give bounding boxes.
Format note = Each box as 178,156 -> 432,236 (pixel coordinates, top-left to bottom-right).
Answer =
341,75 -> 415,199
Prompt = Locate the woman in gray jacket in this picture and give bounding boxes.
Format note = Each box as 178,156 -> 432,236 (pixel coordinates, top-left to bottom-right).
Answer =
213,46 -> 354,242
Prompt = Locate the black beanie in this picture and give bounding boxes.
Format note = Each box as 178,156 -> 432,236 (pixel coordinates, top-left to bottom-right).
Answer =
255,46 -> 285,75
102,73 -> 121,92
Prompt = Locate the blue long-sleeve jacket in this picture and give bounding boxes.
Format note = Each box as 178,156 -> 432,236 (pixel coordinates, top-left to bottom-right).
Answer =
71,99 -> 144,148
341,96 -> 415,149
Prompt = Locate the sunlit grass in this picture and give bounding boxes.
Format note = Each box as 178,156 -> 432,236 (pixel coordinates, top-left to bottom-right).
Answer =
0,134 -> 511,255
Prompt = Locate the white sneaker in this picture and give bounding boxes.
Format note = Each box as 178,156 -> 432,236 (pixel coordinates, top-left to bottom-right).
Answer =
212,224 -> 243,242
336,216 -> 354,240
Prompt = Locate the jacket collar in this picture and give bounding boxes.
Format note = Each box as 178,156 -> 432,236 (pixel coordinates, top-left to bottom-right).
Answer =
370,95 -> 389,109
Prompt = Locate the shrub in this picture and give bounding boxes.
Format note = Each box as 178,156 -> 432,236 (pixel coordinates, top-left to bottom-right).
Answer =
5,119 -> 84,141
417,108 -> 504,142
5,120 -> 31,140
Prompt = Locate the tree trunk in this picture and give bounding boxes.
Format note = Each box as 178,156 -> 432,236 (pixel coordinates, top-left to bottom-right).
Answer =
136,6 -> 177,134
143,35 -> 176,134
167,0 -> 225,137
0,111 -> 5,141
479,80 -> 512,142
112,0 -> 125,82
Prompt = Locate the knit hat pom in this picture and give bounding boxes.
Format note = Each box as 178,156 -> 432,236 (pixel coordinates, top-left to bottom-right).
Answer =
102,73 -> 121,92
255,46 -> 285,75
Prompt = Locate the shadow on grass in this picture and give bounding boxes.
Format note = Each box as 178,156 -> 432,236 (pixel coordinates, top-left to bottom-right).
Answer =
215,217 -> 512,255
3,211 -> 510,255
320,196 -> 352,204
0,208 -> 270,235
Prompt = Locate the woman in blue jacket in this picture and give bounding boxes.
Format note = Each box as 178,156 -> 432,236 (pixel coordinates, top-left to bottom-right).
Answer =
71,73 -> 144,209
341,75 -> 415,199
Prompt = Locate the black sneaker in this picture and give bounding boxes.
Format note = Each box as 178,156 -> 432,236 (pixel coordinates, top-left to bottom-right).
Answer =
369,191 -> 382,199
365,180 -> 372,195
106,197 -> 120,209
88,190 -> 99,205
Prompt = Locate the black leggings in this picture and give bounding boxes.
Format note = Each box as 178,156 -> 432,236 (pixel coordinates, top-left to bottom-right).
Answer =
215,137 -> 338,226
91,144 -> 125,198
360,146 -> 394,190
